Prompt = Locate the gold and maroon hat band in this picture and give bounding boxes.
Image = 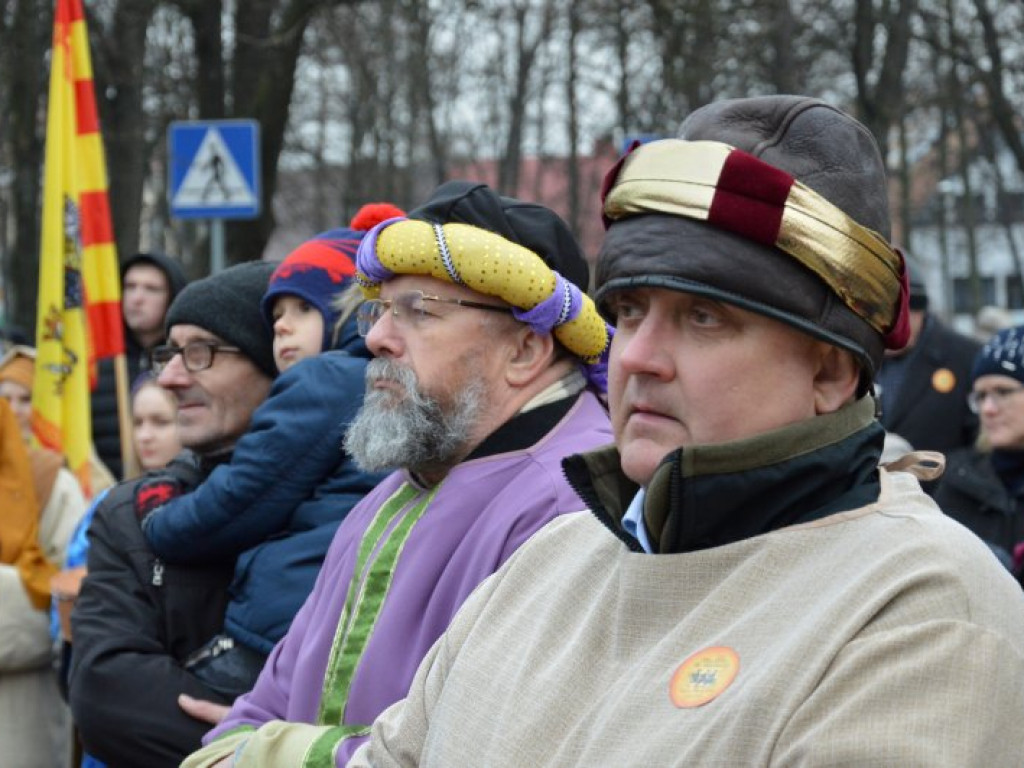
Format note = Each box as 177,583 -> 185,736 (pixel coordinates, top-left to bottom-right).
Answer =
602,139 -> 910,350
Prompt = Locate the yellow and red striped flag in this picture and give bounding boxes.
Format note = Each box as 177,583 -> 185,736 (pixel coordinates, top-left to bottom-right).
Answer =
33,0 -> 122,496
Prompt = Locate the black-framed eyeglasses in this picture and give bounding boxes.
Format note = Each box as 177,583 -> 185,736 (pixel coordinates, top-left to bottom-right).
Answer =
967,385 -> 1024,414
356,290 -> 512,337
150,340 -> 243,374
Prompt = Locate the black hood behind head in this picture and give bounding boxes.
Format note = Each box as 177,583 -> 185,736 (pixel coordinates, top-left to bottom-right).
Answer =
122,251 -> 189,303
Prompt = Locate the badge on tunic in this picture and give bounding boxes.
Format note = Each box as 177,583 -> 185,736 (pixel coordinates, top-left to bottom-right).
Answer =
932,368 -> 956,394
669,645 -> 740,708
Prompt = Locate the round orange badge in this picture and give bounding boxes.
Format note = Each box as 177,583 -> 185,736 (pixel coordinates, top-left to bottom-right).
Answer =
932,368 -> 956,394
669,646 -> 740,708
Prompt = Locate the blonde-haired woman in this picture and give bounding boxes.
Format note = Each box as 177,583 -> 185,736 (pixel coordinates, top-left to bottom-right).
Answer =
934,324 -> 1024,587
129,373 -> 182,472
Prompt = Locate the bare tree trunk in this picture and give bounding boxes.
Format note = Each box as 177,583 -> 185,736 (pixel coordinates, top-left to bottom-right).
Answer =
851,0 -> 915,160
335,2 -> 396,210
6,0 -> 51,335
566,0 -> 581,238
376,3 -> 400,206
981,126 -> 1024,289
312,52 -> 331,232
227,0 -> 320,265
403,0 -> 447,188
175,0 -> 225,119
768,0 -> 797,93
971,0 -> 1024,175
92,0 -> 159,263
498,0 -> 555,196
338,6 -> 370,213
646,0 -> 715,120
937,101 -> 953,315
897,113 -> 911,246
613,3 -> 630,133
950,68 -> 981,314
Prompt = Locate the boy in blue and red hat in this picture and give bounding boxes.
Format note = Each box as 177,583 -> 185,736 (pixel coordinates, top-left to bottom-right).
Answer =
141,203 -> 403,701
261,206 -> 399,364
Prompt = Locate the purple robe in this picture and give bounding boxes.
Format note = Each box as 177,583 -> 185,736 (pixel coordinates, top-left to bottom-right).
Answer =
204,391 -> 611,763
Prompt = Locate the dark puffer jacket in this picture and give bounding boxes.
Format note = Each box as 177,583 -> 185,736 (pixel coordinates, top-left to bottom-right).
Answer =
91,252 -> 188,479
933,446 -> 1024,574
69,451 -> 234,768
878,316 -> 981,458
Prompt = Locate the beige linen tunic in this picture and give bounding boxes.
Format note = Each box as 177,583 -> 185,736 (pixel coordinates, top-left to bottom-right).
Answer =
345,469 -> 1024,767
0,468 -> 86,768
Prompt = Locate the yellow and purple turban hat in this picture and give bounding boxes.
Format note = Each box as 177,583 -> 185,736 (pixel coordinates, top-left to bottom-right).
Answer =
356,181 -> 613,391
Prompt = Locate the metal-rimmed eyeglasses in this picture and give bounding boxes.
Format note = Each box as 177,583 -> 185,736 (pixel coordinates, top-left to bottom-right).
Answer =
356,290 -> 512,337
967,385 -> 1024,414
150,340 -> 243,374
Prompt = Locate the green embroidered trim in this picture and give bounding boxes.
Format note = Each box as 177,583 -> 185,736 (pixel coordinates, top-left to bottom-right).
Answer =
212,724 -> 257,741
316,482 -> 437,724
302,724 -> 372,768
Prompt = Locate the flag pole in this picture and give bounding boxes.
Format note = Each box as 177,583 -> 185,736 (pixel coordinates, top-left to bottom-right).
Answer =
114,353 -> 139,478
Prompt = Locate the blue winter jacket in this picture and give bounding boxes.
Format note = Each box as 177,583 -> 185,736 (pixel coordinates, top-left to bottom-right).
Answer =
142,318 -> 386,653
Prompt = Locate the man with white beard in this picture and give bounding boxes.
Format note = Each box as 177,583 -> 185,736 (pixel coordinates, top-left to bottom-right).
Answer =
182,181 -> 614,768
344,357 -> 489,481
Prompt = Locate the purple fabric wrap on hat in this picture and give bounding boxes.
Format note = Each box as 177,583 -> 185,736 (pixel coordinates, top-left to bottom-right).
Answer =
355,214 -> 611,392
355,217 -> 409,288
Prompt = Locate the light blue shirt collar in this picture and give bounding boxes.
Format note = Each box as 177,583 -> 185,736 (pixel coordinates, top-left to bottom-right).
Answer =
621,487 -> 654,554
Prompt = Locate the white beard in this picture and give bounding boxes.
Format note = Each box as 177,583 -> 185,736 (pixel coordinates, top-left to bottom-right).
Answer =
345,357 -> 486,476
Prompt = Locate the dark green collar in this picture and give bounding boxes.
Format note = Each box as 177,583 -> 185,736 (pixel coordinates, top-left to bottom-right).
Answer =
563,397 -> 883,554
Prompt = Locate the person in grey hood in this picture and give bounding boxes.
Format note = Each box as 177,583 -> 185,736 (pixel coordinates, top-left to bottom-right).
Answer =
92,251 -> 188,479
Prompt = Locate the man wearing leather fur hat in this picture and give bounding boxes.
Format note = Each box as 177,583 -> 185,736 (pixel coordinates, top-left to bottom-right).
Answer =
343,97 -> 1024,767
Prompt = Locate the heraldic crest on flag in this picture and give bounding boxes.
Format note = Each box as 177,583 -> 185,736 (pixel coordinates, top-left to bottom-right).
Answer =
39,196 -> 86,394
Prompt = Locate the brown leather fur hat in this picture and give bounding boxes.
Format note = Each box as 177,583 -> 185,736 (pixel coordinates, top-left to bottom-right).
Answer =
596,95 -> 905,379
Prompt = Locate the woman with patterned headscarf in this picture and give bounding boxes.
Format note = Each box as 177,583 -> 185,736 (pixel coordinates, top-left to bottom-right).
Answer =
0,346 -> 92,554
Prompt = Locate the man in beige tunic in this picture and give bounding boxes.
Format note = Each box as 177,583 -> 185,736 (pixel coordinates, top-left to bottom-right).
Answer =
341,97 -> 1024,766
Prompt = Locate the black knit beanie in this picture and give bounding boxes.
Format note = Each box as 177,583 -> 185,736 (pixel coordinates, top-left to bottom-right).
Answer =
165,260 -> 277,378
972,325 -> 1024,385
408,180 -> 591,293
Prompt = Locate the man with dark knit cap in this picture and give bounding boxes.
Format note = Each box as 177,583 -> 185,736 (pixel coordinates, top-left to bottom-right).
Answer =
876,253 -> 981,462
182,182 -> 613,767
338,98 -> 1024,767
69,261 -> 276,768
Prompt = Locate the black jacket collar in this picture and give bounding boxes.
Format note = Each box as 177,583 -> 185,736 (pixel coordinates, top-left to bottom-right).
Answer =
464,394 -> 580,462
563,397 -> 883,554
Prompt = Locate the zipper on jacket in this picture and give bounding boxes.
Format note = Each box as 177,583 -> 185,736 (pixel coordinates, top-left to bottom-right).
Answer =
183,634 -> 235,669
562,457 -> 644,552
152,558 -> 164,587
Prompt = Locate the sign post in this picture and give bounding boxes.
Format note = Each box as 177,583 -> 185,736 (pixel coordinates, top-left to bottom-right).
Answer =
168,120 -> 261,272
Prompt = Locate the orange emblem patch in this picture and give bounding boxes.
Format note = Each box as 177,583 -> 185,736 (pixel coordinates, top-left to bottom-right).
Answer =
932,368 -> 956,394
669,646 -> 740,708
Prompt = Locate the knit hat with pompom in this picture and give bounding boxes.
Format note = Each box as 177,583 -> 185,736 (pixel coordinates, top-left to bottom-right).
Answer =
261,203 -> 405,350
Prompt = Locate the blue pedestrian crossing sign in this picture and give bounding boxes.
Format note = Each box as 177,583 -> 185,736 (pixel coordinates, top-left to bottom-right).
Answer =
169,120 -> 261,220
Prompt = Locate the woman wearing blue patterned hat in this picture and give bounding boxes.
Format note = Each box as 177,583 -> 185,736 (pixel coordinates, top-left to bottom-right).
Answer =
934,324 -> 1024,583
